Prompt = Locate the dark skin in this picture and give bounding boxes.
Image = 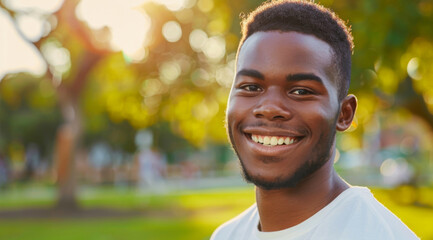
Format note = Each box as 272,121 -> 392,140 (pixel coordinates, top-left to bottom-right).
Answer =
227,31 -> 357,232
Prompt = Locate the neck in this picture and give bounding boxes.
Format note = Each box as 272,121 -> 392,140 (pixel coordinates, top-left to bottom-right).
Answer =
255,157 -> 349,232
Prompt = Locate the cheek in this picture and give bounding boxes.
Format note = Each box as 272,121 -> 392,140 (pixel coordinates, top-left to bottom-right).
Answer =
227,96 -> 250,121
302,101 -> 339,129
226,96 -> 236,121
226,97 -> 241,132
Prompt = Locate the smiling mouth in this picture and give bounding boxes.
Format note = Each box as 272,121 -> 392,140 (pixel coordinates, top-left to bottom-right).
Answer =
249,134 -> 301,146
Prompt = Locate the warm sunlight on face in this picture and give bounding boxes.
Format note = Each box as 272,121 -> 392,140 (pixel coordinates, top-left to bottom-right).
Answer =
76,0 -> 151,61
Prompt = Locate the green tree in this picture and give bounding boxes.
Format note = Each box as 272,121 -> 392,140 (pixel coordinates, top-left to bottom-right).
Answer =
1,0 -> 433,210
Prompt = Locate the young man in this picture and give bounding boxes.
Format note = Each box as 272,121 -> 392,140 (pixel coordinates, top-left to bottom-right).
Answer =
211,1 -> 419,239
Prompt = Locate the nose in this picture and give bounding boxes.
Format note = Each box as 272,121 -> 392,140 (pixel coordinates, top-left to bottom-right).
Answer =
252,91 -> 292,121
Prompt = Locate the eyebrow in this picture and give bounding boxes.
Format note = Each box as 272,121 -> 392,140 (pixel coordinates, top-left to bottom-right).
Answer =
236,69 -> 323,84
236,69 -> 264,80
287,73 -> 323,83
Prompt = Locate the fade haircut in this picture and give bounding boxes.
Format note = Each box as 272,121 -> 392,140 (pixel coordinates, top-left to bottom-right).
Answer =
238,0 -> 354,101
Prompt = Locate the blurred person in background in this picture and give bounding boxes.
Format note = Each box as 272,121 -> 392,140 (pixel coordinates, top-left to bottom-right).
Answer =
0,152 -> 10,189
211,1 -> 418,239
135,130 -> 167,192
22,143 -> 40,181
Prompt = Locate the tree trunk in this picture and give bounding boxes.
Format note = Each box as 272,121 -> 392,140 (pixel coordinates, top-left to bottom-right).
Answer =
54,98 -> 82,210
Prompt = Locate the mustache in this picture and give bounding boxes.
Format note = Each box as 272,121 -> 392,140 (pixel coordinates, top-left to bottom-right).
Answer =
239,121 -> 309,136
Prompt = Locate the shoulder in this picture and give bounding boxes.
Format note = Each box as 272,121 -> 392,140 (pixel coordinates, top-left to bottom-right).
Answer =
210,204 -> 259,240
319,187 -> 419,240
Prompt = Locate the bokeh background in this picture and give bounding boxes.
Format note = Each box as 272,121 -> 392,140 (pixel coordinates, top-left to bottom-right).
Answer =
0,0 -> 432,239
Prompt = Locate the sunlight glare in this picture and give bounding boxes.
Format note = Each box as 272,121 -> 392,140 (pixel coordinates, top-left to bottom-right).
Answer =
189,29 -> 208,52
124,48 -> 149,63
380,158 -> 398,177
152,0 -> 191,11
407,57 -> 422,80
197,0 -> 214,12
141,78 -> 164,97
183,0 -> 197,9
162,21 -> 182,43
3,0 -> 64,13
0,9 -> 46,81
215,61 -> 234,88
16,14 -> 45,42
203,36 -> 226,62
159,61 -> 181,85
76,0 -> 151,60
40,41 -> 71,75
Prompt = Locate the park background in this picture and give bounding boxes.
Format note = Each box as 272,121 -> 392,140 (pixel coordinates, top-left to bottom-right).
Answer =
0,0 -> 433,239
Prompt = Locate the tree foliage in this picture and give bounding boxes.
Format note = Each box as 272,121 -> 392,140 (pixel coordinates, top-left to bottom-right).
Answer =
1,0 -> 432,172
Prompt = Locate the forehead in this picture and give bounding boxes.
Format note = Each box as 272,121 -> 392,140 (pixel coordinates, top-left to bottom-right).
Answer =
236,31 -> 335,83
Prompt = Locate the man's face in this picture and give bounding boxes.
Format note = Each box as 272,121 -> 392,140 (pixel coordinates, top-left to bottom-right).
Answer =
227,31 -> 341,189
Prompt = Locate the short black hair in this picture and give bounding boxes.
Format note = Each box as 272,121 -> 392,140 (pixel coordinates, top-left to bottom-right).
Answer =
238,0 -> 354,100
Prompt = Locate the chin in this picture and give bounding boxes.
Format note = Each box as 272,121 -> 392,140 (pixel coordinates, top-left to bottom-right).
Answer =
239,153 -> 330,190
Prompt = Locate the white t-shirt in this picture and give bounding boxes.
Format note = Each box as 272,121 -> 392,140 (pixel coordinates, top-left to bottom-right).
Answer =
211,187 -> 419,240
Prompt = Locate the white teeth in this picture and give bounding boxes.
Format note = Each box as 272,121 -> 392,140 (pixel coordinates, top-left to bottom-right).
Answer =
270,137 -> 278,146
251,134 -> 297,146
277,137 -> 284,145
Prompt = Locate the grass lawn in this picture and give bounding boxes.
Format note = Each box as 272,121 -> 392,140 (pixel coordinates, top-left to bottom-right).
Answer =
0,185 -> 431,240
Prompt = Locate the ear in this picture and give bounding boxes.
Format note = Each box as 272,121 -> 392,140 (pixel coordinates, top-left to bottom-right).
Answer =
336,94 -> 357,132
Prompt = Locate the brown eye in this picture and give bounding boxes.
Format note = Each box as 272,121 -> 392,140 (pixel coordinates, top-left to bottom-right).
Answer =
241,85 -> 262,92
291,89 -> 312,95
